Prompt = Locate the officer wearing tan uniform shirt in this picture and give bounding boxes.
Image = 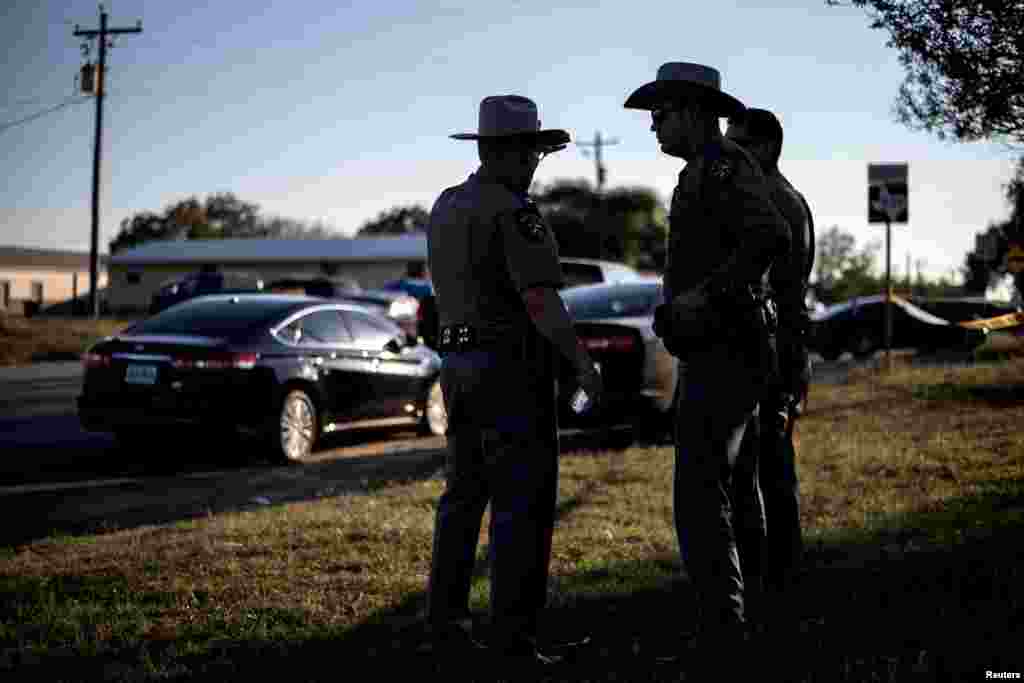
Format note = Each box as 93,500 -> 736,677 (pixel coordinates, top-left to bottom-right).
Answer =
625,63 -> 791,672
425,95 -> 602,669
726,108 -> 815,643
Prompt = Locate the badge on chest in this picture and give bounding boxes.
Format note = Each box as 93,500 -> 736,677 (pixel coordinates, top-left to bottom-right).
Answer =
516,208 -> 547,243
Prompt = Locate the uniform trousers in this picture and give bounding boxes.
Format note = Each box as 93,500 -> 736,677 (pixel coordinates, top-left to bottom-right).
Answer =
756,392 -> 803,593
672,345 -> 765,639
427,348 -> 559,642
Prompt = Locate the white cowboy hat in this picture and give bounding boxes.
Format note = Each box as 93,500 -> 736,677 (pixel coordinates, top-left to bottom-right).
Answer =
451,95 -> 570,148
624,62 -> 745,117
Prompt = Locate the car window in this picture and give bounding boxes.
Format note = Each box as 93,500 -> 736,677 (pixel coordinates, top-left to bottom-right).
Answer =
295,310 -> 354,344
342,310 -> 402,348
129,298 -> 301,338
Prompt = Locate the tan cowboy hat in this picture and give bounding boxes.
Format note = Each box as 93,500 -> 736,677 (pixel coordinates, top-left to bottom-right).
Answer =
451,95 -> 570,148
624,62 -> 745,117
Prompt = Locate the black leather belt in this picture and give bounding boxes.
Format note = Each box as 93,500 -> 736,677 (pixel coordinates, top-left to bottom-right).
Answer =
438,324 -> 479,351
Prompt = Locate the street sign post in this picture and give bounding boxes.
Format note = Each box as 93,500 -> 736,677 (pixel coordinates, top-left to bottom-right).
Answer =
868,163 -> 909,369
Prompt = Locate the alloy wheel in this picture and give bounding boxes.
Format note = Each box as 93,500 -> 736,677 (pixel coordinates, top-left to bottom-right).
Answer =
279,390 -> 317,461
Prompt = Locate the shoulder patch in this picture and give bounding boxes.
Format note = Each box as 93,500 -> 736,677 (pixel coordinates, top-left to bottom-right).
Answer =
515,208 -> 547,243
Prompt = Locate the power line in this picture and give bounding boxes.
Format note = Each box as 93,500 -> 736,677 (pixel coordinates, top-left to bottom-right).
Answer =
0,95 -> 91,135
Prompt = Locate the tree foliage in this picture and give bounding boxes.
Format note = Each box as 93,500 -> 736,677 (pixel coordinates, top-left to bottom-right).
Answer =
355,206 -> 429,236
961,155 -> 1024,298
108,193 -> 339,253
531,180 -> 668,270
829,0 -> 1024,144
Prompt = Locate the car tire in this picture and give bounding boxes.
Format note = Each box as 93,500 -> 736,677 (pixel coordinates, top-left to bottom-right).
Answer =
274,388 -> 319,463
820,347 -> 841,362
419,379 -> 448,436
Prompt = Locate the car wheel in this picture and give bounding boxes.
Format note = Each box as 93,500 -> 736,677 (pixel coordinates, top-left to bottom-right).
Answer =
275,388 -> 319,463
419,379 -> 448,436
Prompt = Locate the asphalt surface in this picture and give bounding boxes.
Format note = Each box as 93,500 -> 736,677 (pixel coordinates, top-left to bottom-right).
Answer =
0,350 -> 970,547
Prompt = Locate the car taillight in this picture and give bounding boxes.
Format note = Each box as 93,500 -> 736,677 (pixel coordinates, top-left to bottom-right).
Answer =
82,351 -> 111,369
172,352 -> 258,370
583,335 -> 636,352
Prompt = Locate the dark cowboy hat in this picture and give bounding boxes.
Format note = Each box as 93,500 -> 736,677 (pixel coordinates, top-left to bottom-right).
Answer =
624,62 -> 745,118
450,95 -> 570,148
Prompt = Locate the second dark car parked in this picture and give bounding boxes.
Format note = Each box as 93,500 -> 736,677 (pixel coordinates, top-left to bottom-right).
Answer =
78,294 -> 447,463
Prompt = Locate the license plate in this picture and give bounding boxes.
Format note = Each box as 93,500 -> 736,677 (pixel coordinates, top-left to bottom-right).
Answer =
125,364 -> 158,385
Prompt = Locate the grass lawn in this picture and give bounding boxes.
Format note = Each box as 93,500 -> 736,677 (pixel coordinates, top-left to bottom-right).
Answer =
0,315 -> 135,367
1,360 -> 1023,681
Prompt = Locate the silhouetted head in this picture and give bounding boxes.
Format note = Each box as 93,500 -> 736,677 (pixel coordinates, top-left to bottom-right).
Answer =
726,108 -> 784,171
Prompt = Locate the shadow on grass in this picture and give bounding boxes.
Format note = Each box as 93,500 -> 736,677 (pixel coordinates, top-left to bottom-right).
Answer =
0,427 -> 640,549
4,479 -> 1022,682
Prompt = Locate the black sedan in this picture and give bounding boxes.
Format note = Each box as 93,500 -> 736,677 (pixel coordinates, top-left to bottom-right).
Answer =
78,294 -> 447,463
809,294 -> 986,360
559,280 -> 677,437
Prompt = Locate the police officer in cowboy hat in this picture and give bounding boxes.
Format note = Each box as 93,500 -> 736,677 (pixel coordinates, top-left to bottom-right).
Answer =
425,94 -> 603,668
726,107 -> 815,647
624,63 -> 791,668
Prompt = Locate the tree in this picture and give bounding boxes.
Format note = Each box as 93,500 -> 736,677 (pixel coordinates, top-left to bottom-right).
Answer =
828,0 -> 1024,144
812,225 -> 886,304
109,193 -> 342,253
356,206 -> 429,236
813,225 -> 857,291
962,156 -> 1024,297
531,180 -> 668,268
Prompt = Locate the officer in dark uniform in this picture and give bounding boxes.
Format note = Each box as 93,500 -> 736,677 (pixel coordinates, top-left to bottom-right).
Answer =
625,63 -> 791,670
425,95 -> 603,668
726,108 -> 815,634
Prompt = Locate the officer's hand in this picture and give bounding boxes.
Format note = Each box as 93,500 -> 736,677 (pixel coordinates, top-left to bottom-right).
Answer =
576,361 -> 604,408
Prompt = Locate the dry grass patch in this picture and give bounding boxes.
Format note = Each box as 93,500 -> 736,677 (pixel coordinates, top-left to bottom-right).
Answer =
1,359 -> 1023,680
0,316 -> 134,366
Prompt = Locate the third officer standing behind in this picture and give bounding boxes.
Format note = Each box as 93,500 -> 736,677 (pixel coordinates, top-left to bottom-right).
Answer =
624,63 -> 791,671
426,95 -> 603,670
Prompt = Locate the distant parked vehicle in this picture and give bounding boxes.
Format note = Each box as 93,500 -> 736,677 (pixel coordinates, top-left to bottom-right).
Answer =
78,294 -> 447,463
559,280 -> 676,441
809,294 -> 987,361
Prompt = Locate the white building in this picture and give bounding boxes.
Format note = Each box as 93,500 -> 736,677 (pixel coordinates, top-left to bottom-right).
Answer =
107,235 -> 427,314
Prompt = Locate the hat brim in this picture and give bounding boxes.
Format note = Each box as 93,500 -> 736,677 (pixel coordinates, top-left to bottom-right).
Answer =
450,129 -> 571,148
624,80 -> 745,118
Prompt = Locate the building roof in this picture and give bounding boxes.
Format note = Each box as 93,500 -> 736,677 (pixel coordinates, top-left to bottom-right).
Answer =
0,245 -> 109,270
109,235 -> 427,266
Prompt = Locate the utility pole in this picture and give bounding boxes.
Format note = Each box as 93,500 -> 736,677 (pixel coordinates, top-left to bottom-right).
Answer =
74,4 -> 142,318
576,131 -> 619,258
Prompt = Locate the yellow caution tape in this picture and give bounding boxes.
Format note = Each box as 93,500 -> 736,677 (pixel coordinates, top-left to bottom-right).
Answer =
958,311 -> 1024,331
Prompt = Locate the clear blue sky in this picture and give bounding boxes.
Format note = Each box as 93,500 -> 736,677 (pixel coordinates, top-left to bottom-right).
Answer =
2,0 -> 1019,283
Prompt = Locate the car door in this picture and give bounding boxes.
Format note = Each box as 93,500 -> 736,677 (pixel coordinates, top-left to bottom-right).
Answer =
341,309 -> 423,418
286,309 -> 368,423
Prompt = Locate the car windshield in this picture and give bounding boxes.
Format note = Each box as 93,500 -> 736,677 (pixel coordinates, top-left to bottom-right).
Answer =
561,283 -> 663,319
126,297 -> 304,338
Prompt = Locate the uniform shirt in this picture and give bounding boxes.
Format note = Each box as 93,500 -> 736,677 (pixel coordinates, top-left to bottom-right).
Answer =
663,136 -> 791,306
764,169 -> 814,327
427,168 -> 564,345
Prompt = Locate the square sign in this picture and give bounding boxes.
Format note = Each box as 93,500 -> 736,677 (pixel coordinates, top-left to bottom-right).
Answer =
868,163 -> 908,224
